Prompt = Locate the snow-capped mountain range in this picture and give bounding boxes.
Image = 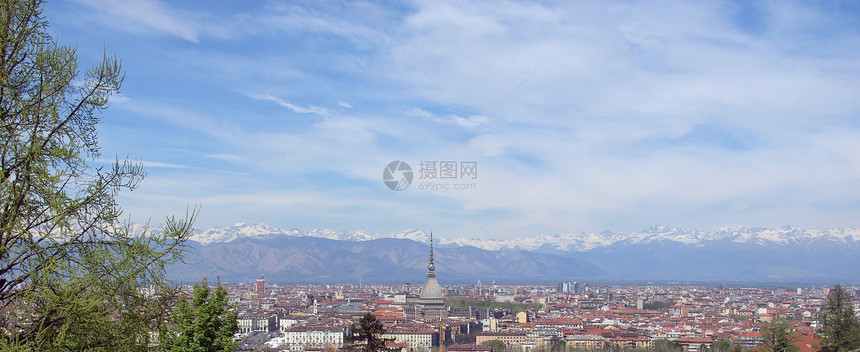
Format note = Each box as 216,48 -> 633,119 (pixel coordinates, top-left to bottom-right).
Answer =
186,223 -> 860,251
164,223 -> 860,282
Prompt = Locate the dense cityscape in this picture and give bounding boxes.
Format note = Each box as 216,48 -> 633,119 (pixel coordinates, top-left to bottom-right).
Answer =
218,240 -> 852,352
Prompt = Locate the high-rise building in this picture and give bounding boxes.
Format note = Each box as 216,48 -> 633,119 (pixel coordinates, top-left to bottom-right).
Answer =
557,281 -> 571,293
256,274 -> 265,298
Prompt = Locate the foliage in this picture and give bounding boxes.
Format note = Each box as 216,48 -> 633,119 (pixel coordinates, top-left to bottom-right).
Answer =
454,332 -> 477,344
160,279 -> 238,352
651,338 -> 682,352
547,337 -> 565,352
760,319 -> 798,352
444,297 -> 543,315
0,0 -> 194,349
711,339 -> 736,352
818,285 -> 860,352
729,314 -> 751,322
482,339 -> 507,352
642,300 -> 675,310
345,313 -> 391,352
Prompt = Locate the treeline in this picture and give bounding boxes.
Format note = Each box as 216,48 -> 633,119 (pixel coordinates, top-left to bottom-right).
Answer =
445,298 -> 543,314
641,300 -> 675,310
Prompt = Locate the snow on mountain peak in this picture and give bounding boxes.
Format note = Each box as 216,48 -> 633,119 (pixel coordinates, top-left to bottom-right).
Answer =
190,223 -> 292,245
188,223 -> 860,251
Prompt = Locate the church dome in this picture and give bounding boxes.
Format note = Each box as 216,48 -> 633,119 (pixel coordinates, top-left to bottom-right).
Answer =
420,276 -> 443,301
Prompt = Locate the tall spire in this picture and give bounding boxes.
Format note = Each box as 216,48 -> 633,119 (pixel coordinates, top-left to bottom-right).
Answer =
427,232 -> 436,277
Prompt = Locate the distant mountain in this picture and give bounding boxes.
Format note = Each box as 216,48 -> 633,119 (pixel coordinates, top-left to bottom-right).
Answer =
188,223 -> 427,245
172,223 -> 860,282
187,223 -> 860,251
168,235 -> 603,284
571,226 -> 860,282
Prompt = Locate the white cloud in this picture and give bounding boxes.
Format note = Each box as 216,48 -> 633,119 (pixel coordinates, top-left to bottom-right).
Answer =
245,93 -> 329,115
407,108 -> 488,129
108,95 -> 130,104
205,154 -> 243,162
71,0 -> 199,41
259,2 -> 392,48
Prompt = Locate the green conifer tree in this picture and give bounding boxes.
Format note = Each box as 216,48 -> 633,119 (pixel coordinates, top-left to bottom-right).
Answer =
818,285 -> 860,352
760,319 -> 798,352
345,313 -> 391,352
161,279 -> 239,352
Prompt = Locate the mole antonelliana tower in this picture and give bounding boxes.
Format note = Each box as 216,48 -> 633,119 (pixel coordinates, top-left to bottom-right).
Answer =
418,233 -> 444,316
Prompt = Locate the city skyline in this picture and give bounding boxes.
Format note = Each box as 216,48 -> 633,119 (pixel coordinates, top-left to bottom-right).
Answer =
45,0 -> 860,239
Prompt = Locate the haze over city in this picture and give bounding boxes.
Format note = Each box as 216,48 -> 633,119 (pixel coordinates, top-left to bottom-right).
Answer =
44,0 -> 860,239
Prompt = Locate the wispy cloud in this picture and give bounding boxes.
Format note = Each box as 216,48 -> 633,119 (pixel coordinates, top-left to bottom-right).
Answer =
407,108 -> 489,129
205,154 -> 243,162
245,93 -> 329,115
70,0 -> 199,41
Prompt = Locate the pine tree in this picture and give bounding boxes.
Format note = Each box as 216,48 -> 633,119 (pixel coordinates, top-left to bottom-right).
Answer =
345,313 -> 390,352
818,285 -> 860,352
761,319 -> 798,352
161,279 -> 239,352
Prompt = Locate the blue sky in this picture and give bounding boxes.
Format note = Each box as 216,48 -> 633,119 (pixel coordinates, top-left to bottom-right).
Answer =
45,0 -> 860,239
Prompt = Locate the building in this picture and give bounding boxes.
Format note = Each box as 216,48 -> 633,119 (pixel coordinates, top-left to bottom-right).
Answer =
418,233 -> 444,317
516,311 -> 528,323
448,345 -> 493,352
565,334 -> 606,350
256,274 -> 265,298
283,325 -> 345,351
383,324 -> 438,352
475,331 -> 528,346
279,316 -> 301,333
675,337 -> 714,352
237,312 -> 277,333
733,333 -> 762,348
609,335 -> 651,350
557,282 -> 571,293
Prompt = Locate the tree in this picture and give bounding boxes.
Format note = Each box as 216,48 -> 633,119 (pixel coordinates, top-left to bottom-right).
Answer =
345,313 -> 391,352
481,339 -> 507,352
760,319 -> 798,352
711,339 -> 734,352
455,332 -> 477,344
651,339 -> 682,352
0,0 -> 194,349
643,300 -> 675,311
818,285 -> 860,352
161,279 -> 239,352
543,336 -> 565,352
